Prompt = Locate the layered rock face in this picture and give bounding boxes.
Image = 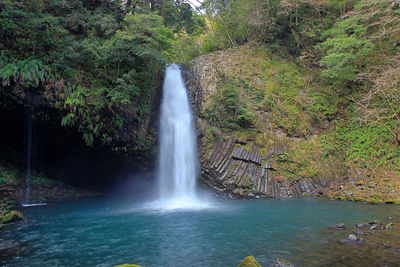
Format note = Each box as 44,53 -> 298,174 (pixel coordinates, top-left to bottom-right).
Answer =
181,46 -> 324,199
201,136 -> 326,198
199,136 -> 324,198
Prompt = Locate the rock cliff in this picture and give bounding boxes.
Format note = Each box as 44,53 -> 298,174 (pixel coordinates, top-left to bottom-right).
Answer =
182,44 -> 325,198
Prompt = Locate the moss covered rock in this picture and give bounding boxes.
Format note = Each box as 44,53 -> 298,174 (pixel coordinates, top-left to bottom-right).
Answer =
238,255 -> 262,267
114,264 -> 141,267
273,258 -> 294,267
0,210 -> 23,224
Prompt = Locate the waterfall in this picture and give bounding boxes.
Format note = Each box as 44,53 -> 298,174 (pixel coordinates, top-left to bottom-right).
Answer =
25,95 -> 33,204
22,94 -> 46,207
156,64 -> 207,210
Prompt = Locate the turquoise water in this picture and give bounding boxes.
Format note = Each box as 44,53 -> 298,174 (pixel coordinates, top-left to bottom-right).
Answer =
2,198 -> 399,266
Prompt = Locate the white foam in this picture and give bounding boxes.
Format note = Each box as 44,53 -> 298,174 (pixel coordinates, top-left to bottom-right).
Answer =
157,64 -> 211,210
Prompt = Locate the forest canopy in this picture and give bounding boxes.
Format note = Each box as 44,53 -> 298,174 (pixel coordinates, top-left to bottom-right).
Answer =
0,0 -> 204,150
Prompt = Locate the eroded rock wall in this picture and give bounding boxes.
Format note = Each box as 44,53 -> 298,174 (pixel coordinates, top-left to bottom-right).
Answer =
199,135 -> 324,198
181,49 -> 325,199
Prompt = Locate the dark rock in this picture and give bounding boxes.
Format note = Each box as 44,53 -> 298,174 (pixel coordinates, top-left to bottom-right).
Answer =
235,139 -> 247,145
382,244 -> 392,249
369,220 -> 379,225
330,223 -> 345,229
0,239 -> 25,261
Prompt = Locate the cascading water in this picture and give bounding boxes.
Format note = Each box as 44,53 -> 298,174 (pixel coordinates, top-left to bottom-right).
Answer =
156,64 -> 208,210
22,94 -> 46,207
25,95 -> 33,204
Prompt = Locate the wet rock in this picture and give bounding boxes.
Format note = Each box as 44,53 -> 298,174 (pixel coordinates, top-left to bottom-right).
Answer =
238,255 -> 261,267
355,223 -> 367,228
113,264 -> 142,267
382,244 -> 392,249
385,222 -> 393,229
370,224 -> 378,230
0,239 -> 25,261
330,223 -> 345,229
0,210 -> 23,224
272,258 -> 294,267
348,234 -> 358,241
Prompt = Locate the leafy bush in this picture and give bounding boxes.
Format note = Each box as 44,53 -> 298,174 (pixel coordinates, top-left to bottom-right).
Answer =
203,76 -> 254,130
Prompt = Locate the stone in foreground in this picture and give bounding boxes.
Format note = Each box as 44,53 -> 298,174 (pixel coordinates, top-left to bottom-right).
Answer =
0,210 -> 23,224
114,264 -> 141,267
238,255 -> 262,267
273,258 -> 295,267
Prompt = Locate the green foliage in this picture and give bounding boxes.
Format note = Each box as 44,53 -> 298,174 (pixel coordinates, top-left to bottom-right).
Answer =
260,58 -> 312,137
31,175 -> 57,187
0,58 -> 50,87
0,166 -> 18,185
307,88 -> 338,122
203,76 -> 255,130
318,16 -> 374,85
0,0 -> 190,150
332,119 -> 400,168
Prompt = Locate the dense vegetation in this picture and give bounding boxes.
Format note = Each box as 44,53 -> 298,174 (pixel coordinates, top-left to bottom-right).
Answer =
0,0 -> 399,201
0,0 -> 203,151
184,0 -> 400,201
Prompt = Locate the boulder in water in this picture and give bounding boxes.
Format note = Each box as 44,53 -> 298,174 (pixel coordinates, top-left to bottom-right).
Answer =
238,255 -> 261,267
348,234 -> 358,241
370,224 -> 378,230
355,223 -> 367,228
0,210 -> 23,224
330,223 -> 345,229
272,258 -> 295,267
385,222 -> 393,229
114,264 -> 141,267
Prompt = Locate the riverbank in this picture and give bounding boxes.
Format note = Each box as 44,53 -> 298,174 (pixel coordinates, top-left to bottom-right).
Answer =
321,169 -> 400,205
0,161 -> 97,227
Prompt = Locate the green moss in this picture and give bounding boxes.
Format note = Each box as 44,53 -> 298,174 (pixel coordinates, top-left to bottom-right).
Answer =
114,264 -> 141,267
0,210 -> 23,224
366,198 -> 384,204
238,256 -> 261,267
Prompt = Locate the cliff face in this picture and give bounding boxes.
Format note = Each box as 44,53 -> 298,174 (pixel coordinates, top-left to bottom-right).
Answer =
198,136 -> 325,199
182,44 -> 325,198
182,43 -> 400,204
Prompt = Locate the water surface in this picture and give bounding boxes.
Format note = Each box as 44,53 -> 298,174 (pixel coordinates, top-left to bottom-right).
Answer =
2,198 -> 400,266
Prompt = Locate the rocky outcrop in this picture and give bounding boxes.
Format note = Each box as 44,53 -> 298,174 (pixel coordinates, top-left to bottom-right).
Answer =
199,135 -> 323,198
238,256 -> 262,267
181,48 -> 327,199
